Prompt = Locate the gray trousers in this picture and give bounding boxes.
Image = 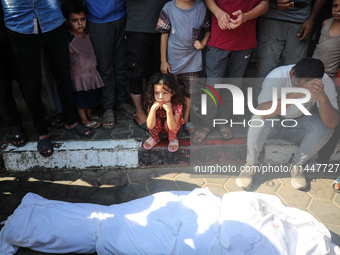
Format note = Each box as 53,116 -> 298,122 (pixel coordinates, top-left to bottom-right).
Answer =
202,45 -> 253,127
255,18 -> 310,104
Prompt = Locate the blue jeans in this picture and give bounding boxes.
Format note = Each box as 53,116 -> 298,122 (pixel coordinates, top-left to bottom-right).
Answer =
87,17 -> 128,109
246,114 -> 334,164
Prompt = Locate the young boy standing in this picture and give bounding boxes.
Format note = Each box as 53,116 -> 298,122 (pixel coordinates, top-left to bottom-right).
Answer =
156,0 -> 211,133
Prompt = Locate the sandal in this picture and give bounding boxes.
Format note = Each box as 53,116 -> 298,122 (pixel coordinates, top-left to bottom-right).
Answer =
143,137 -> 160,150
217,126 -> 234,140
45,115 -> 65,129
192,127 -> 211,144
9,125 -> 27,147
333,175 -> 340,193
116,103 -> 136,118
184,122 -> 195,134
168,138 -> 179,152
37,137 -> 54,157
85,121 -> 101,129
102,109 -> 115,129
89,114 -> 102,122
133,119 -> 148,132
65,123 -> 93,137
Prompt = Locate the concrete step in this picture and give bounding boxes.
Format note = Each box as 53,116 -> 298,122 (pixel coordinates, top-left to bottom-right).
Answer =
2,137 -> 339,172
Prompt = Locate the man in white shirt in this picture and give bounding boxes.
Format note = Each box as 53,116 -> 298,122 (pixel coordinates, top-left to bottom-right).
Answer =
237,58 -> 339,191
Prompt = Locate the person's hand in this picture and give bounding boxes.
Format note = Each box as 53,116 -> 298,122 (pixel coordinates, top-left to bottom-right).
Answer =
151,101 -> 161,111
161,61 -> 171,74
302,79 -> 327,102
162,101 -> 172,113
230,10 -> 244,29
194,40 -> 205,50
297,19 -> 314,41
277,0 -> 294,11
216,10 -> 231,30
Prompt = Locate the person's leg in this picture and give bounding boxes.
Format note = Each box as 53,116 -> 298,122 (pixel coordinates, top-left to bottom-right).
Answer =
7,29 -> 48,136
314,87 -> 340,163
0,43 -> 27,147
256,18 -> 286,104
43,25 -> 92,136
164,119 -> 181,151
281,114 -> 333,165
144,119 -> 162,149
7,29 -> 54,156
41,49 -> 63,114
126,32 -> 153,126
112,16 -> 129,106
87,21 -> 115,110
281,22 -> 310,66
237,114 -> 283,190
0,43 -> 21,127
42,24 -> 78,126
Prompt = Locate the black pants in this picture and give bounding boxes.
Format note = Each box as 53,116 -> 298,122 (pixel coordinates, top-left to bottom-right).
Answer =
0,42 -> 21,127
126,32 -> 161,95
7,24 -> 77,135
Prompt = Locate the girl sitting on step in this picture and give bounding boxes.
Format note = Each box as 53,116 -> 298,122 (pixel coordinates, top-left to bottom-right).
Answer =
143,73 -> 185,152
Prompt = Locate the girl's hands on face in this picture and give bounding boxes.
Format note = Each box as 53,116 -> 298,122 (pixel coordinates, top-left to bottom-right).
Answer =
151,101 -> 161,110
162,101 -> 172,112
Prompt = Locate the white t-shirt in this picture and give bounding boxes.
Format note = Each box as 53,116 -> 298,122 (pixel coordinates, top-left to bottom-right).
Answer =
258,65 -> 339,119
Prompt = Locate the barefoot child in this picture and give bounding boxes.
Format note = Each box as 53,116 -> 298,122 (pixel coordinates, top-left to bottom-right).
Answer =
143,73 -> 185,152
62,0 -> 104,129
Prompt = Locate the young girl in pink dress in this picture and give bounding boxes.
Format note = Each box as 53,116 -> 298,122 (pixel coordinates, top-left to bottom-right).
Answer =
62,0 -> 104,129
143,73 -> 185,152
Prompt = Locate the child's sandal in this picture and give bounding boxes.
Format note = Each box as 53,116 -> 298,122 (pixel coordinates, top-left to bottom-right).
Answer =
168,138 -> 179,152
143,137 -> 160,150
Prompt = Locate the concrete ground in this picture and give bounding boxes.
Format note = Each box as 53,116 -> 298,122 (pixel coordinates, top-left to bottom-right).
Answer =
0,68 -> 340,254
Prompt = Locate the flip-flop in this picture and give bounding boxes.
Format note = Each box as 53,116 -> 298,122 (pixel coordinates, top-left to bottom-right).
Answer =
143,137 -> 160,150
133,119 -> 148,132
184,122 -> 195,134
9,125 -> 27,148
116,103 -> 136,118
85,121 -> 101,129
332,175 -> 340,193
45,115 -> 65,129
192,127 -> 211,144
65,123 -> 93,137
217,126 -> 234,140
37,137 -> 54,157
168,138 -> 179,152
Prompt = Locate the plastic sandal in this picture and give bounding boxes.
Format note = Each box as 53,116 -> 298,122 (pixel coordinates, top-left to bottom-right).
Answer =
184,122 -> 195,134
217,126 -> 234,140
85,121 -> 101,129
45,115 -> 65,129
143,137 -> 160,150
9,125 -> 27,148
116,103 -> 136,117
133,119 -> 148,132
192,127 -> 211,144
168,138 -> 179,152
37,137 -> 54,157
66,123 -> 93,137
332,175 -> 340,193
